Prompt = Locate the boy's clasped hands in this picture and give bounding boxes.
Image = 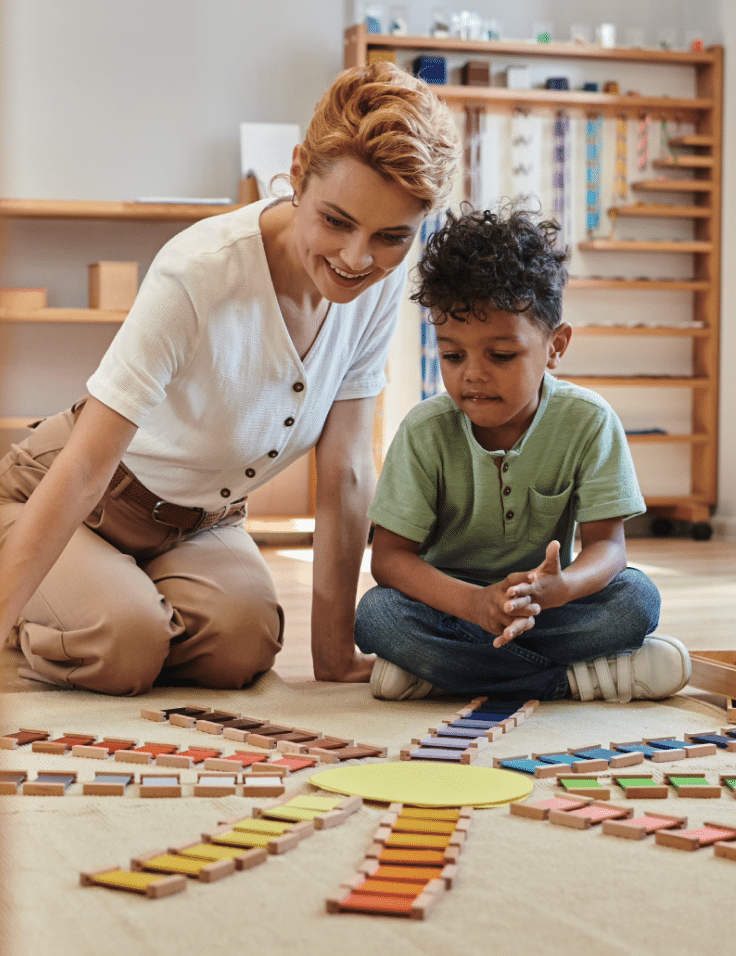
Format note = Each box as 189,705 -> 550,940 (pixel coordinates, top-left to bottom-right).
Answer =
475,540 -> 565,648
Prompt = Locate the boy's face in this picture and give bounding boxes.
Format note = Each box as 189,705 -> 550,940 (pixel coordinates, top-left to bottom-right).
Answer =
436,308 -> 571,452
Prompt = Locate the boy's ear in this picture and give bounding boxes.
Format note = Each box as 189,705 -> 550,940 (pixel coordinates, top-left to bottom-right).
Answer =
546,323 -> 573,369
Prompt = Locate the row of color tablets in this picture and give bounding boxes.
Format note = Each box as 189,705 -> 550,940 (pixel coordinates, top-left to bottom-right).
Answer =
511,793 -> 736,856
81,789 -> 363,898
140,704 -> 386,761
401,698 -> 539,764
0,760 -> 322,797
0,727 -> 321,774
327,803 -> 472,919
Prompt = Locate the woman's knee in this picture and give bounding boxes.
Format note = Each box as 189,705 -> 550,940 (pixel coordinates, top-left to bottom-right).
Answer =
20,598 -> 176,696
163,591 -> 284,689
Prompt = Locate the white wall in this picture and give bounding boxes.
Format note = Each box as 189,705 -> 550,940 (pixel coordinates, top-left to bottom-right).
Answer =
0,0 -> 732,530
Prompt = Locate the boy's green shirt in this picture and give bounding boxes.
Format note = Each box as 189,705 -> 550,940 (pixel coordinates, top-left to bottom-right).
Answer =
369,372 -> 645,585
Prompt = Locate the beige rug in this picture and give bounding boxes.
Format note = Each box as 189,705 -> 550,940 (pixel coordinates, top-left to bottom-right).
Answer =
1,672 -> 734,956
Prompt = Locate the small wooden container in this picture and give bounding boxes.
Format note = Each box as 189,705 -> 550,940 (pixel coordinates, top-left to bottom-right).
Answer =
88,261 -> 138,310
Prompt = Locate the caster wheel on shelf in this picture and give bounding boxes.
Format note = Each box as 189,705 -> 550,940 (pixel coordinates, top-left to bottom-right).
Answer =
691,522 -> 713,541
651,518 -> 674,538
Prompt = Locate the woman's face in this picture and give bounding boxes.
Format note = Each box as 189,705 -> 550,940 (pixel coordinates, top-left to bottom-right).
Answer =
291,155 -> 427,304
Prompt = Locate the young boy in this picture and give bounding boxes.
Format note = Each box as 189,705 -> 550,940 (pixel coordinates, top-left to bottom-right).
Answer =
355,207 -> 691,703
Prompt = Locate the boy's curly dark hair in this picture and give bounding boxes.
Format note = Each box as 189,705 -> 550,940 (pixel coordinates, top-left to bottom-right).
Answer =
411,204 -> 569,332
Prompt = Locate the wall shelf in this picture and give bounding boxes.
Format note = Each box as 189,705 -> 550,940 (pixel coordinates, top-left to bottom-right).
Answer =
571,325 -> 708,337
606,204 -> 710,219
567,278 -> 710,291
0,198 -> 241,221
0,307 -> 126,324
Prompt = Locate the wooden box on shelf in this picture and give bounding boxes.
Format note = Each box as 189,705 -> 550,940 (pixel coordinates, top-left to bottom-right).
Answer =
0,287 -> 47,310
88,261 -> 138,311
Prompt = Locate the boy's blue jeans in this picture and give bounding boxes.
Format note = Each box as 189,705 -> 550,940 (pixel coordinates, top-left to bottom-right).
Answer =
354,568 -> 661,701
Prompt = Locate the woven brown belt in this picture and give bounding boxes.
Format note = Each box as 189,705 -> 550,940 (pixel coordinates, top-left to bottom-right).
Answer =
107,465 -> 228,533
72,399 -> 228,533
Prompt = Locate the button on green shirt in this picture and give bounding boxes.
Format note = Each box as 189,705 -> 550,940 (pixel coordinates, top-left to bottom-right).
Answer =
369,373 -> 645,584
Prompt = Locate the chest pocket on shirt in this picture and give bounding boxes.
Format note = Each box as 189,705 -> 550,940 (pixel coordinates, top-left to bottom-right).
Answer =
527,484 -> 574,543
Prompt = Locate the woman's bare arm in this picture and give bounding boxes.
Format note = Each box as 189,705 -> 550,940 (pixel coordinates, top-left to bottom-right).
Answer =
0,398 -> 138,642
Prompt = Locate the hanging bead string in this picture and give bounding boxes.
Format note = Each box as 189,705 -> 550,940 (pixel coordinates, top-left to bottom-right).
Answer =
553,110 -> 572,249
586,113 -> 603,236
464,106 -> 483,207
511,108 -> 533,204
660,117 -> 677,163
613,115 -> 628,203
636,113 -> 650,171
609,114 -> 628,238
420,215 -> 444,400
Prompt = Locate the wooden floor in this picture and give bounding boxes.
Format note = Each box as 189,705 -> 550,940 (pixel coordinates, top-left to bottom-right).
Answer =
1,536 -> 734,692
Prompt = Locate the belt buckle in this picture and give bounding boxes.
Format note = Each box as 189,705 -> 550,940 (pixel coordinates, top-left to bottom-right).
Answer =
152,500 -> 205,531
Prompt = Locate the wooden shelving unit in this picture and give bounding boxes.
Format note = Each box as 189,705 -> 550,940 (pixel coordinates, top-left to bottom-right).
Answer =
345,25 -> 723,535
0,199 -> 242,435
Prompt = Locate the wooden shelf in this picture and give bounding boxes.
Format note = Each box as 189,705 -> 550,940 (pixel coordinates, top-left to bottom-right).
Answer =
579,239 -> 712,253
436,85 -> 711,120
346,27 -> 722,526
631,179 -> 713,193
607,203 -> 710,219
571,325 -> 708,337
668,134 -> 713,148
351,29 -> 718,65
652,156 -> 714,169
567,278 -> 710,291
0,307 -> 127,323
627,433 -> 709,444
0,198 -> 242,221
557,375 -> 708,389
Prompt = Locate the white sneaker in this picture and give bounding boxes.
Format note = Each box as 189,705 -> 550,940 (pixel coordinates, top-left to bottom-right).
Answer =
567,634 -> 691,703
370,657 -> 439,701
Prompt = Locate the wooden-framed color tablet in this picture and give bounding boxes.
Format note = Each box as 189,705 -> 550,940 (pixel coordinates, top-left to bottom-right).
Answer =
655,822 -> 736,851
72,737 -> 137,759
548,802 -> 633,829
169,840 -> 267,871
81,866 -> 186,898
139,774 -> 182,798
601,812 -> 687,840
509,795 -> 593,820
131,850 -> 235,883
193,773 -> 238,797
664,773 -> 722,798
1,728 -> 50,750
83,772 -> 135,796
612,774 -> 669,799
115,742 -> 179,764
0,770 -> 28,794
32,733 -> 94,754
23,771 -> 77,796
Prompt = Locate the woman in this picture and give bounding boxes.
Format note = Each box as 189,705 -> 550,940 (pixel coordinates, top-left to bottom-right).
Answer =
0,62 -> 461,695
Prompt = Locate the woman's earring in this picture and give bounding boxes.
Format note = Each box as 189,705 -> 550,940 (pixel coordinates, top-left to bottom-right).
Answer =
291,193 -> 299,208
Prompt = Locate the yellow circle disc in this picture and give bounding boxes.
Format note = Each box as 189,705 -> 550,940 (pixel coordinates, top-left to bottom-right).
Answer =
310,761 -> 533,808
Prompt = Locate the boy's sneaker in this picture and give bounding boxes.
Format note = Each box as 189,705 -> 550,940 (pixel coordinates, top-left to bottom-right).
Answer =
566,634 -> 691,703
370,658 -> 439,701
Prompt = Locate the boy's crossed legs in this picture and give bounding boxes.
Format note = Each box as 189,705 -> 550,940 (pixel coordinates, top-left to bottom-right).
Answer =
355,568 -> 690,703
